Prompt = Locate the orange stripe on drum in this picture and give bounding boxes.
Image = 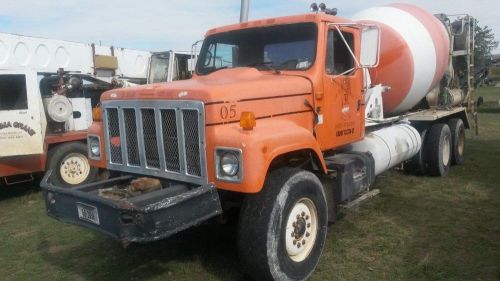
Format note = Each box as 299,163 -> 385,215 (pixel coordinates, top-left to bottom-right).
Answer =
357,20 -> 415,114
353,4 -> 448,115
388,3 -> 450,91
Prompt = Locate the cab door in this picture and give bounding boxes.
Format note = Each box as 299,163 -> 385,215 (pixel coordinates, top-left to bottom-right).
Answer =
0,69 -> 45,157
315,26 -> 365,150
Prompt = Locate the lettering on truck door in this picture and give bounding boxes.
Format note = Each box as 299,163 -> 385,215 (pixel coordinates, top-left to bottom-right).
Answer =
0,70 -> 45,157
316,26 -> 365,149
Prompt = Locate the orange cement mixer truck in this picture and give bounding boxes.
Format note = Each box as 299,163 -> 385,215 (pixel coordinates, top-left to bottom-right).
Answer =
41,3 -> 477,280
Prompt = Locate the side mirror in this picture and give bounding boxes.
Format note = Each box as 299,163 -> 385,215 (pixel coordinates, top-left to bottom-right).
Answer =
360,25 -> 380,68
187,58 -> 197,72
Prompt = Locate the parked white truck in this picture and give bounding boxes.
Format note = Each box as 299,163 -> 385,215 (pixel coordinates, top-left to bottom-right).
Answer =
0,32 -> 194,186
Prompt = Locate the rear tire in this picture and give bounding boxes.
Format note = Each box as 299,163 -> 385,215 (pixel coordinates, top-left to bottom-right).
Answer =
238,168 -> 328,281
47,142 -> 98,187
448,118 -> 465,165
425,123 -> 452,177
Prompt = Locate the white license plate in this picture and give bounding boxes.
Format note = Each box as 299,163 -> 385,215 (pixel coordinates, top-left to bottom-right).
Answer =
76,203 -> 100,225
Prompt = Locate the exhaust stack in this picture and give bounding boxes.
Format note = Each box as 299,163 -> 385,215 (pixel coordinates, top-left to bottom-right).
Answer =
240,0 -> 249,22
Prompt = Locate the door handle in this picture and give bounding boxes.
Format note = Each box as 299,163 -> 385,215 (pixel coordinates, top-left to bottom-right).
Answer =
357,99 -> 365,111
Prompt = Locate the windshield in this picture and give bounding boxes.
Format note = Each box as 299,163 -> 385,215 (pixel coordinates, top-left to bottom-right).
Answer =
196,23 -> 317,75
148,53 -> 170,83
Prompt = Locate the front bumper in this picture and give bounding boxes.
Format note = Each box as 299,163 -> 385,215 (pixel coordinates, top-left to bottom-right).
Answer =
40,171 -> 222,245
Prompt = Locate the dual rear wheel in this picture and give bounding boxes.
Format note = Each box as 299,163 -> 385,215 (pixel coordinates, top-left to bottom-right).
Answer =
404,118 -> 465,176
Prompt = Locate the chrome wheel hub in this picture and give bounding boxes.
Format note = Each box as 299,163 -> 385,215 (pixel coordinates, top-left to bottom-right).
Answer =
285,198 -> 318,262
60,153 -> 91,185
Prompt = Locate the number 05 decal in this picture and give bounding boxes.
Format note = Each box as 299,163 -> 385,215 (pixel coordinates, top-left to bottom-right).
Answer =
220,104 -> 237,119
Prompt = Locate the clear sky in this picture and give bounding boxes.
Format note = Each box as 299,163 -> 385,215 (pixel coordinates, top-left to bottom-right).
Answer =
1,0 -> 499,53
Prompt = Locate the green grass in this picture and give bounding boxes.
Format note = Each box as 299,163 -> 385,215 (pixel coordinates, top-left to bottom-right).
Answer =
1,87 -> 499,281
478,85 -> 500,113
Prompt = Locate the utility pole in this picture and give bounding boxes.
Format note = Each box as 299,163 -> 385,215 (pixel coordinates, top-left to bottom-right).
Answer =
240,0 -> 249,22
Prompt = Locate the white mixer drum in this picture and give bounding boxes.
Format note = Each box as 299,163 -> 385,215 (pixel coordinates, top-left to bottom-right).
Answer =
353,4 -> 450,115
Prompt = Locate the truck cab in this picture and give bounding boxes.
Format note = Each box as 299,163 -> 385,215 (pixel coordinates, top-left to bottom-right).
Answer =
147,51 -> 195,84
86,13 -> 380,192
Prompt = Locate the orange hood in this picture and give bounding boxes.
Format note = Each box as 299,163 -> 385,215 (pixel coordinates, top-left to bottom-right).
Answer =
101,68 -> 312,103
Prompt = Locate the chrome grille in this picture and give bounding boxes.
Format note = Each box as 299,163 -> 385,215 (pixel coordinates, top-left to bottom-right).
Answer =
103,100 -> 206,185
123,108 -> 140,166
161,109 -> 181,172
141,109 -> 160,169
106,108 -> 122,164
183,110 -> 201,176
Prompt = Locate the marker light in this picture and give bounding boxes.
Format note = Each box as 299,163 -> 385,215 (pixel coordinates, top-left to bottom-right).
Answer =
240,111 -> 256,130
92,105 -> 102,121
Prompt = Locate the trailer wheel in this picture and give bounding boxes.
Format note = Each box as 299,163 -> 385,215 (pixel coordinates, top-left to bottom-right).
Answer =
404,129 -> 428,175
48,142 -> 98,187
425,123 -> 452,177
448,118 -> 465,165
238,168 -> 328,281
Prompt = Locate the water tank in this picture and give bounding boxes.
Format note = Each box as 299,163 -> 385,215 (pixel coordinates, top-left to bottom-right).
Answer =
353,4 -> 450,115
345,123 -> 422,176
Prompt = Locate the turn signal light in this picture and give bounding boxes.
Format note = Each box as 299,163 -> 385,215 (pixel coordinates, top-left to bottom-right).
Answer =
240,111 -> 256,130
92,105 -> 102,121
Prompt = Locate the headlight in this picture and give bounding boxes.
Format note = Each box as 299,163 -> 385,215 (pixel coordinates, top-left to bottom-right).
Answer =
88,136 -> 101,159
221,152 -> 239,176
91,142 -> 100,156
215,148 -> 242,182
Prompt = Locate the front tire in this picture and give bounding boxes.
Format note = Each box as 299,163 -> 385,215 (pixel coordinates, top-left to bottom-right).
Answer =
238,168 -> 328,281
47,142 -> 98,187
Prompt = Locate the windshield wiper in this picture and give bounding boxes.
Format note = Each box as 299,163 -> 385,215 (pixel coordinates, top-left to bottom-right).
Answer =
246,62 -> 281,74
209,66 -> 229,74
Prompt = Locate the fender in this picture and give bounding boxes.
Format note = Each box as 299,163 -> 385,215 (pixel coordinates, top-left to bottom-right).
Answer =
207,118 -> 326,193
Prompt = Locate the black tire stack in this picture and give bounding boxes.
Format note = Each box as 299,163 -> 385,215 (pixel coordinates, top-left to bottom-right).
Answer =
404,118 -> 465,177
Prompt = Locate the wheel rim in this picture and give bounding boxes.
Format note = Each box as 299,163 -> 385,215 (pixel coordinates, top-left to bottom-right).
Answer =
442,134 -> 451,166
457,129 -> 465,156
59,153 -> 91,185
285,198 -> 318,262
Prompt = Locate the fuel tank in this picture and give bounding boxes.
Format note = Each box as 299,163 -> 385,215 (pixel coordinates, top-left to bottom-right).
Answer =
345,123 -> 422,176
353,4 -> 450,115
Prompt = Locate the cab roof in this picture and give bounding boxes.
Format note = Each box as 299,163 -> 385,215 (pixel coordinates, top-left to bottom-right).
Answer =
205,13 -> 351,37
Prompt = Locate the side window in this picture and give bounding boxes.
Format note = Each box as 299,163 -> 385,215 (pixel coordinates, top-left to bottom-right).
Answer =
326,30 -> 355,75
203,43 -> 238,69
148,54 -> 170,83
0,74 -> 28,110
